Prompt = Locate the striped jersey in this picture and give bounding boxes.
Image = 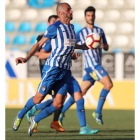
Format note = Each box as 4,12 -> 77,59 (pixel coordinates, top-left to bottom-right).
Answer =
76,26 -> 107,70
43,20 -> 76,70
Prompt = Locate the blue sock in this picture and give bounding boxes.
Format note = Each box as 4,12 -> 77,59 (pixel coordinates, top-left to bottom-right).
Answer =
96,88 -> 109,114
62,96 -> 75,114
36,99 -> 53,110
76,98 -> 86,127
18,97 -> 35,119
34,103 -> 57,123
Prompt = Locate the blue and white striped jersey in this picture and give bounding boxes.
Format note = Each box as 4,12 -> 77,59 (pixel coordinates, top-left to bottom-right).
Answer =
41,39 -> 52,52
43,20 -> 76,70
76,26 -> 107,70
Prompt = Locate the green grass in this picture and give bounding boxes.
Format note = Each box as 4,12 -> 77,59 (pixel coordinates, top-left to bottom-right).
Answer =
6,109 -> 134,140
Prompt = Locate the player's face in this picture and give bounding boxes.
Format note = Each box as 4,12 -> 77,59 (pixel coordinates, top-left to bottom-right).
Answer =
48,17 -> 57,26
85,11 -> 95,25
62,4 -> 73,20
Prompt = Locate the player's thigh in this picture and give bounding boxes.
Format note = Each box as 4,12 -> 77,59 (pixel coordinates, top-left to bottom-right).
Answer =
67,76 -> 82,101
72,91 -> 83,102
99,74 -> 113,88
67,76 -> 81,95
53,93 -> 65,108
53,70 -> 71,96
33,90 -> 46,104
82,73 -> 95,95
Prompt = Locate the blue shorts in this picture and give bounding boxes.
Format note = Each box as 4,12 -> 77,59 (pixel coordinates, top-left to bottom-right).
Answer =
37,65 -> 71,96
83,65 -> 108,84
67,76 -> 81,95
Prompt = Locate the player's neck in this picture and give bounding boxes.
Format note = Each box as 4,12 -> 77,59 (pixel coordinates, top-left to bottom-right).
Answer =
60,18 -> 70,25
86,24 -> 94,29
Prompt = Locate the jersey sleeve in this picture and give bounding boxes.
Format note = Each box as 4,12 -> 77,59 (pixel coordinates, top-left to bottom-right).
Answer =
43,24 -> 57,39
41,39 -> 52,52
101,30 -> 107,44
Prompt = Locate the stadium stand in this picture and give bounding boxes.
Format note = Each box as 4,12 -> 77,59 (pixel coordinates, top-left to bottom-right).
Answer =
73,23 -> 82,33
38,9 -> 53,21
5,35 -> 10,45
112,35 -> 129,48
6,9 -> 21,20
27,0 -> 56,8
22,9 -> 38,21
112,48 -> 123,53
12,35 -> 26,45
92,0 -> 108,9
5,0 -> 135,52
35,22 -> 48,32
6,22 -> 15,32
18,22 -> 32,32
95,10 -> 104,21
29,35 -> 38,45
104,10 -> 120,21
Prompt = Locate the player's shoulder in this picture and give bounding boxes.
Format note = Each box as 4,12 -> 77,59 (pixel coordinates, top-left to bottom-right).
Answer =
94,26 -> 104,32
76,27 -> 87,35
48,21 -> 61,30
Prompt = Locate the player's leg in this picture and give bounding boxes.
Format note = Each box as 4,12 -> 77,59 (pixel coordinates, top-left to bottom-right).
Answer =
91,65 -> 113,124
60,76 -> 98,134
50,91 -> 65,132
13,65 -> 55,131
12,91 -> 45,131
72,88 -> 98,134
28,68 -> 71,136
59,73 -> 95,123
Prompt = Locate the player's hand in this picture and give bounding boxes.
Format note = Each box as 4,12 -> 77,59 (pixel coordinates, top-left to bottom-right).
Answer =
71,52 -> 80,60
100,44 -> 104,49
15,57 -> 27,65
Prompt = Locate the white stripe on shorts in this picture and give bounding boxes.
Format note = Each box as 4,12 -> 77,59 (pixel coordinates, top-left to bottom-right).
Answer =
37,66 -> 52,92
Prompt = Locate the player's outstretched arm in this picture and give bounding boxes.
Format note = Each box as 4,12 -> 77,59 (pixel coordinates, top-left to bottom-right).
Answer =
38,49 -> 51,59
100,43 -> 109,51
71,52 -> 80,60
75,43 -> 89,50
15,37 -> 49,65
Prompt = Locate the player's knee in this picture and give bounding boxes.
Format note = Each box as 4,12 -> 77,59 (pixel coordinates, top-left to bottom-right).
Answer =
82,91 -> 86,96
33,96 -> 43,104
104,82 -> 113,90
54,102 -> 63,109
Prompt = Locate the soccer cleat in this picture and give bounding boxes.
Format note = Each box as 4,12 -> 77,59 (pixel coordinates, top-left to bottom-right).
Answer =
92,112 -> 103,125
79,125 -> 99,134
28,116 -> 38,136
12,112 -> 22,131
28,122 -> 38,132
50,121 -> 65,132
26,106 -> 37,123
58,113 -> 65,126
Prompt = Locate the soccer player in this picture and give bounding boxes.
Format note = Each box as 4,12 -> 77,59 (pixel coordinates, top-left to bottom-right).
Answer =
58,6 -> 113,125
12,3 -> 98,136
26,15 -> 65,132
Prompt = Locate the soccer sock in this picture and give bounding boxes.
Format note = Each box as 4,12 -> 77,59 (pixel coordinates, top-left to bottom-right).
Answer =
95,88 -> 109,114
36,99 -> 53,110
53,105 -> 63,121
76,98 -> 86,127
61,96 -> 75,114
18,96 -> 35,119
34,103 -> 57,123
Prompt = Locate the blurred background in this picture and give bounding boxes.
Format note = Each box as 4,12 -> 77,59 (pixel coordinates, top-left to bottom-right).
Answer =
5,0 -> 135,110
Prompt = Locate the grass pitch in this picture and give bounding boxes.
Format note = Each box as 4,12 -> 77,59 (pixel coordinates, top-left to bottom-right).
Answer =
6,109 -> 134,140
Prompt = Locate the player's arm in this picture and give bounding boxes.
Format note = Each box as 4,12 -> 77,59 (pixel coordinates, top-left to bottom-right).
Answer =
100,43 -> 109,51
15,37 -> 49,65
75,43 -> 89,50
38,49 -> 51,59
100,29 -> 109,51
71,52 -> 80,60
